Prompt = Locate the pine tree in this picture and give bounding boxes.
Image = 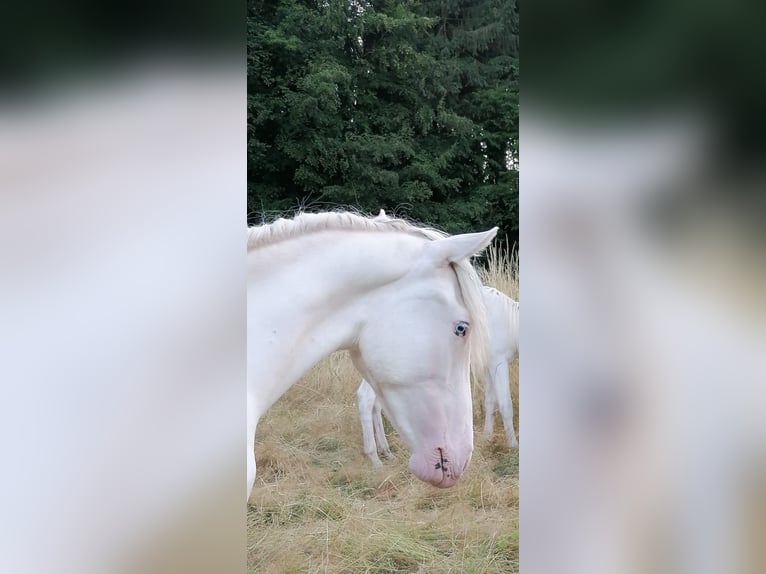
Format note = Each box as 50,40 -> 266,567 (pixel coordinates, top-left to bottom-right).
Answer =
248,0 -> 519,243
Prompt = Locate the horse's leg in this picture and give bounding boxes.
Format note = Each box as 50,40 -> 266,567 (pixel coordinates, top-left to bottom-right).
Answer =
357,379 -> 382,467
483,366 -> 498,441
247,395 -> 257,503
372,398 -> 392,459
495,361 -> 518,448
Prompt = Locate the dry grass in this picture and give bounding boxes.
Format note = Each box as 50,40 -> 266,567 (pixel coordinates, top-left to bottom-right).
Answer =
479,236 -> 519,301
248,244 -> 519,574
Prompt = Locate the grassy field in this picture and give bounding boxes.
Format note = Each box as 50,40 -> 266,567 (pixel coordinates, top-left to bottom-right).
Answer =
248,242 -> 519,574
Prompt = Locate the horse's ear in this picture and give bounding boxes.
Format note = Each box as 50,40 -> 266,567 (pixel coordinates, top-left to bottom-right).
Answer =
424,227 -> 498,265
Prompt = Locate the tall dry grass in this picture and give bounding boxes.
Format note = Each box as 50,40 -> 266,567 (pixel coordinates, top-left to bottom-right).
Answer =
248,242 -> 519,574
479,236 -> 519,301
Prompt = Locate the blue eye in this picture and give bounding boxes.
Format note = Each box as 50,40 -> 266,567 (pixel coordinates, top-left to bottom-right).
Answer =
454,321 -> 469,337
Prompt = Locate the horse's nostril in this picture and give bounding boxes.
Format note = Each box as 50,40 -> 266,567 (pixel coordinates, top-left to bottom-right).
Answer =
435,448 -> 449,473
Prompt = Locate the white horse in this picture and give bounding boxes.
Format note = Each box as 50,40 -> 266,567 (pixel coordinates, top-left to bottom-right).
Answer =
357,286 -> 520,466
482,287 -> 520,448
247,211 -> 496,500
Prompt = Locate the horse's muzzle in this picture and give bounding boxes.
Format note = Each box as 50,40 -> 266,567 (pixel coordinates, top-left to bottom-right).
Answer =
409,447 -> 472,487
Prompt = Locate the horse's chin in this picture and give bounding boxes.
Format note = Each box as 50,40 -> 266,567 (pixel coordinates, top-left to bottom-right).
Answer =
409,448 -> 472,488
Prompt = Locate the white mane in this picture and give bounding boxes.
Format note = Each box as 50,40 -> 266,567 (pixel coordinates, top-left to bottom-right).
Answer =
248,210 -> 447,250
248,210 -> 490,378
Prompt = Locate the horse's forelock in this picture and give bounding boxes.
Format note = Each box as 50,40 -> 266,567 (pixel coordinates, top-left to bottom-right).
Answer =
454,261 -> 490,381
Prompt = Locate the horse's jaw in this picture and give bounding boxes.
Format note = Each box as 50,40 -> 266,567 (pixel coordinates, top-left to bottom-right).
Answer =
408,446 -> 473,488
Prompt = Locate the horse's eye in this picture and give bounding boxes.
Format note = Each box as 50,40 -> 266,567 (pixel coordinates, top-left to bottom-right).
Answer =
454,321 -> 469,337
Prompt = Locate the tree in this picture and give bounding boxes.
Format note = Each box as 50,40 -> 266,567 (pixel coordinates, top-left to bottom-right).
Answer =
248,0 -> 519,245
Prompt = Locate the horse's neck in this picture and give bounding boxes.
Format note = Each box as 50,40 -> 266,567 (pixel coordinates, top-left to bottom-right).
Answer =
248,231 -> 423,416
484,290 -> 519,361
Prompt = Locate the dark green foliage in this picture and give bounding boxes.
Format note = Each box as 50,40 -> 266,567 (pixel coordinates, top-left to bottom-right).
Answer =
248,0 -> 518,244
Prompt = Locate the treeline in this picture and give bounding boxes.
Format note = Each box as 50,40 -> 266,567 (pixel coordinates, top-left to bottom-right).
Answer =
249,0 -> 518,244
